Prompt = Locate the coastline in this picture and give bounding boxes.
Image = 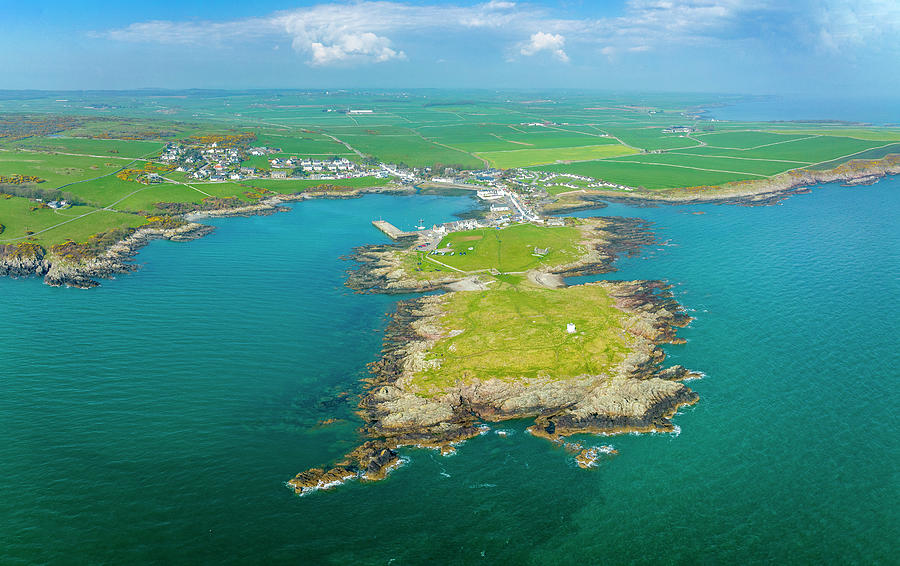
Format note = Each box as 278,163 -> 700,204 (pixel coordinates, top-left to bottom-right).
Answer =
540,154 -> 900,212
0,184 -> 412,288
345,216 -> 657,294
2,153 -> 896,289
1,222 -> 214,289
288,280 -> 700,495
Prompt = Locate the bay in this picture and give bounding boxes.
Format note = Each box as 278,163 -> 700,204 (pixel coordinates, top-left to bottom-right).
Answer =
1,181 -> 897,564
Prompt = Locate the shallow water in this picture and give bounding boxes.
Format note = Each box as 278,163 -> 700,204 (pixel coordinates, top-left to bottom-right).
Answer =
1,181 -> 897,564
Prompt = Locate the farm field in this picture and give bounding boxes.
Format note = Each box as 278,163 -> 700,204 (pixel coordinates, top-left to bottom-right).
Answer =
2,90 -> 900,249
420,124 -> 618,153
0,150 -> 127,187
613,152 -> 802,177
535,160 -> 751,190
691,131 -> 813,149
413,283 -> 631,393
599,126 -> 704,151
678,135 -> 885,163
765,128 -> 900,141
112,181 -> 253,212
478,144 -> 638,168
334,133 -> 482,168
4,137 -> 166,159
0,195 -> 146,246
808,142 -> 900,169
253,133 -> 352,155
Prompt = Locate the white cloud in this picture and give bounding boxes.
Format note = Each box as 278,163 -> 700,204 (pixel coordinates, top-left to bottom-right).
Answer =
96,1 -> 897,67
520,32 -> 569,62
814,0 -> 900,52
308,32 -> 405,65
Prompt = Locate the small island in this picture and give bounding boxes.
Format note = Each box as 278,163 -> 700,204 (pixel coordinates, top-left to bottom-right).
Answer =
289,218 -> 700,494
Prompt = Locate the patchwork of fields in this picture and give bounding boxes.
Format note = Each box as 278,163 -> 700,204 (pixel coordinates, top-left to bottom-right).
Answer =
2,90 -> 899,248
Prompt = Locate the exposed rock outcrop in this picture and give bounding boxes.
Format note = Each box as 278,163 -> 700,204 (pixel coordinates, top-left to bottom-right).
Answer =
41,223 -> 214,289
288,280 -> 700,494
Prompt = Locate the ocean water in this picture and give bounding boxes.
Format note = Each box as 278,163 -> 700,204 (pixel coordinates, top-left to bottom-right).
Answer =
706,95 -> 900,125
1,182 -> 898,565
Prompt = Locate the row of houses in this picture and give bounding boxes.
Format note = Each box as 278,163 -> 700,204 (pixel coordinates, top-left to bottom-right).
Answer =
269,156 -> 357,173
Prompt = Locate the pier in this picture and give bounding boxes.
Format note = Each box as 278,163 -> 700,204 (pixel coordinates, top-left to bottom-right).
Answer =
372,220 -> 415,239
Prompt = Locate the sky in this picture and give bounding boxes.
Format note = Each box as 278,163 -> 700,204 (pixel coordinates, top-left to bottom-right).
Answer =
1,0 -> 898,94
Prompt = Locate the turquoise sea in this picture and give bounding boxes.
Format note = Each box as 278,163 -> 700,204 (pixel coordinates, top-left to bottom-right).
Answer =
1,181 -> 898,565
707,95 -> 900,125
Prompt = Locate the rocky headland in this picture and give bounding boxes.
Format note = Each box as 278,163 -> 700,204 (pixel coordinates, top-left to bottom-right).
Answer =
1,184 -> 409,288
288,279 -> 700,495
0,222 -> 213,289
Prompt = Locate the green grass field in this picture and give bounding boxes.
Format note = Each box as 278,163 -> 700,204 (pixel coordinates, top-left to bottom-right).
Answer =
334,133 -> 482,168
5,137 -> 166,159
807,142 -> 900,170
412,283 -> 631,393
477,144 -> 638,168
691,131 -> 812,149
410,223 -> 583,275
0,150 -> 126,187
112,181 -> 254,212
614,152 -> 802,176
0,195 -> 147,246
535,160 -> 750,189
241,176 -> 392,193
2,91 -> 899,250
766,128 -> 900,141
679,135 -> 884,163
600,126 -> 703,151
253,133 -> 352,155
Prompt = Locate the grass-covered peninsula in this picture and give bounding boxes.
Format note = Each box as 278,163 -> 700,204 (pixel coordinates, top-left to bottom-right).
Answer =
289,218 -> 699,494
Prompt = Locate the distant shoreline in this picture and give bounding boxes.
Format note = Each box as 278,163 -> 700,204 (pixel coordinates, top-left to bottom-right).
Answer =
541,154 -> 900,213
2,154 -> 898,289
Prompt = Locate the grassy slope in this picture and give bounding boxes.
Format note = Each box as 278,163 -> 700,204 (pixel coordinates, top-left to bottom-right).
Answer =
413,284 -> 631,393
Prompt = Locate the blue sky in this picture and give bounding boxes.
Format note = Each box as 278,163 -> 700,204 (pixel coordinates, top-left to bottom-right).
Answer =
2,1 -> 898,94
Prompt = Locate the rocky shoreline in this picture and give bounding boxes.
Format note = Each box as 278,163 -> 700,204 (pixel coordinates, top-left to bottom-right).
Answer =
345,216 -> 657,294
1,184 -> 410,288
0,223 -> 214,289
539,154 -> 900,213
288,280 -> 700,495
